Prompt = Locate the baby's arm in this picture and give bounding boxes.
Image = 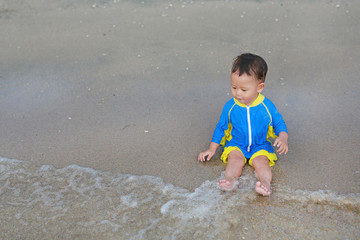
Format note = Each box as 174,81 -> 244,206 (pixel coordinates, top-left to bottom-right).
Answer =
273,131 -> 288,155
198,142 -> 220,162
199,99 -> 233,162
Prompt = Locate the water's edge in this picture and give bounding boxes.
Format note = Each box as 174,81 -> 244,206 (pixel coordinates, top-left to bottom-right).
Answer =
1,157 -> 359,239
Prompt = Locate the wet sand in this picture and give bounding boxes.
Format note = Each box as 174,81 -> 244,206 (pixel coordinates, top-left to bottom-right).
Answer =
0,0 -> 359,194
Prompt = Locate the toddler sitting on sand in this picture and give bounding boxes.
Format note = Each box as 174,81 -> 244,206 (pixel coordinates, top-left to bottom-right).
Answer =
198,53 -> 289,196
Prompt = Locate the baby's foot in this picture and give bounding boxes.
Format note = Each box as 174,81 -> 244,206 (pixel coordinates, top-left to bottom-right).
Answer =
218,179 -> 239,191
255,181 -> 271,196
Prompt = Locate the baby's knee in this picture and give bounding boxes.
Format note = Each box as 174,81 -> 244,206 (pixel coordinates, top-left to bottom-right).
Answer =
228,151 -> 246,166
234,157 -> 246,167
251,155 -> 269,167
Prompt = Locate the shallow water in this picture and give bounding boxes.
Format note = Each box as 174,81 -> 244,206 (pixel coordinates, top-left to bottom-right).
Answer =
1,157 -> 359,239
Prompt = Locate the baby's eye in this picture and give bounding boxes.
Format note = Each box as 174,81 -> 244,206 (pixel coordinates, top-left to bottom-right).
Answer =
242,89 -> 247,92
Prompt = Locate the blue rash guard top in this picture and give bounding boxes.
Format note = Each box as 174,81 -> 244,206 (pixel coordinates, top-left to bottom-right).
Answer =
211,94 -> 288,159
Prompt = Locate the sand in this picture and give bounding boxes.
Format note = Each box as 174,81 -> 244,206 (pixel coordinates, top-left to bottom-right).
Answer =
0,0 -> 359,194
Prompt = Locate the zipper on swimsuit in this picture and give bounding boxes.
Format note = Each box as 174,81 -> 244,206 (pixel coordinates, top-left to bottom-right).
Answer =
247,105 -> 252,152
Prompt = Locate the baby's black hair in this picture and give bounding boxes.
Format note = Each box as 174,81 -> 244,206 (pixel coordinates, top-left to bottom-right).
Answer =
231,53 -> 268,82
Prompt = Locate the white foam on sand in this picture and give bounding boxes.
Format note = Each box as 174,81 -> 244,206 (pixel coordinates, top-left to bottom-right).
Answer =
1,157 -> 359,239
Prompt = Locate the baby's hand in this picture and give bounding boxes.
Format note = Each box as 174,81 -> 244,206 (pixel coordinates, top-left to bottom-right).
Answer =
198,149 -> 215,162
273,132 -> 289,155
198,142 -> 219,162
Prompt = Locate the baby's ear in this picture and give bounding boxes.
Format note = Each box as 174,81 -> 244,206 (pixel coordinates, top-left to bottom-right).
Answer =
257,83 -> 265,93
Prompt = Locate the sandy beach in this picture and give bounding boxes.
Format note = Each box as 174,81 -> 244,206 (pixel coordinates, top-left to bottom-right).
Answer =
1,0 -> 359,196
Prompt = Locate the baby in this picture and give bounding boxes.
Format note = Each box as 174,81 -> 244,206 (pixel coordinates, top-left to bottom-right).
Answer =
198,53 -> 288,196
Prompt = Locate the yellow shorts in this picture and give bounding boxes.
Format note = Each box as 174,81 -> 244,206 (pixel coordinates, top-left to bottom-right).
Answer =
220,146 -> 277,167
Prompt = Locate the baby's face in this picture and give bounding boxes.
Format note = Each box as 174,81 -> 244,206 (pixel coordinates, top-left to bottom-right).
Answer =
230,71 -> 264,106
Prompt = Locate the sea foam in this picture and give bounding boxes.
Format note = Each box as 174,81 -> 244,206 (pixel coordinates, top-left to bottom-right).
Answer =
0,157 -> 359,240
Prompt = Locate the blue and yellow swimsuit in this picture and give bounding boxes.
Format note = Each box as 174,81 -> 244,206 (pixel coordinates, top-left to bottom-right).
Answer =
211,94 -> 287,166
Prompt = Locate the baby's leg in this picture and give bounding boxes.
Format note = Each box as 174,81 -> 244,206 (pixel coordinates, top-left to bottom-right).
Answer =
252,155 -> 272,196
218,150 -> 245,191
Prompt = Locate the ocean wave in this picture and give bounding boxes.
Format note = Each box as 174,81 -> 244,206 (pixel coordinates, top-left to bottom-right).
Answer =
1,157 -> 359,239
